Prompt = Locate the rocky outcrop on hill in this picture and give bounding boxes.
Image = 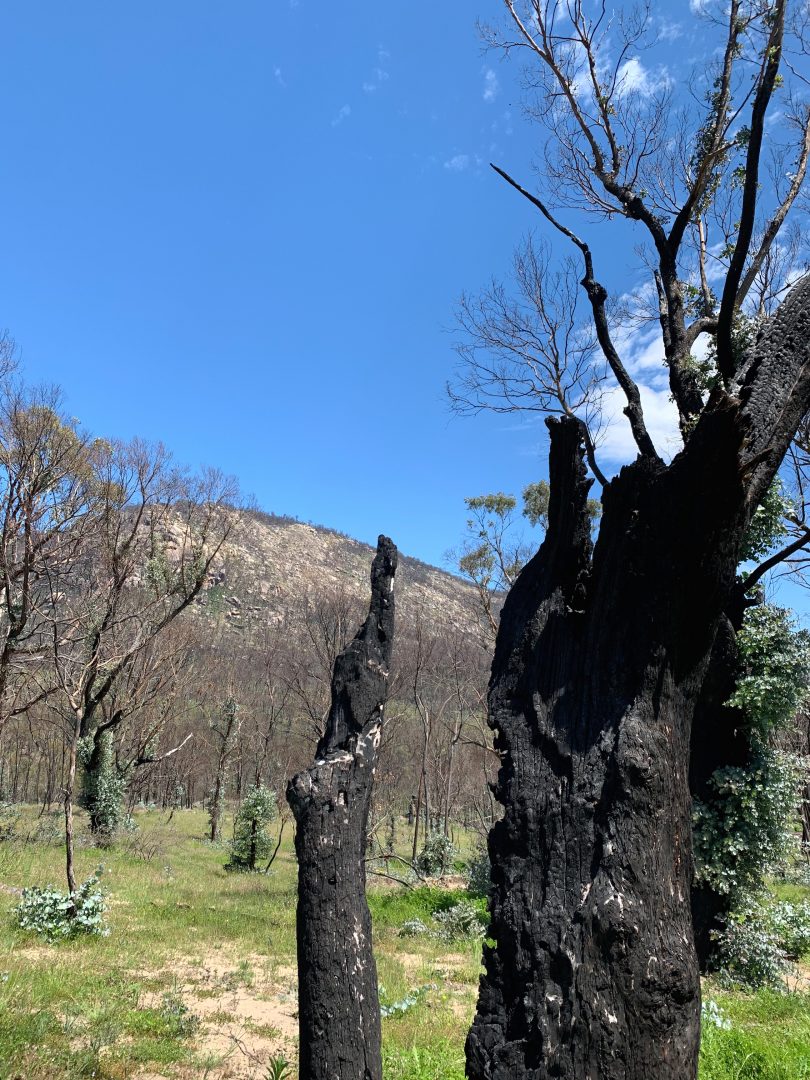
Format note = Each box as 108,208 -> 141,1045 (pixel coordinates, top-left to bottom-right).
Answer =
193,510 -> 480,638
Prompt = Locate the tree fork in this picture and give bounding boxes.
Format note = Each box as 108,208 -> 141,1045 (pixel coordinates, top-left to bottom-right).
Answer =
287,535 -> 398,1080
465,279 -> 810,1079
466,416 -> 715,1079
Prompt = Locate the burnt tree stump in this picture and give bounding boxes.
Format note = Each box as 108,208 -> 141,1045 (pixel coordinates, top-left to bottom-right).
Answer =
287,535 -> 397,1080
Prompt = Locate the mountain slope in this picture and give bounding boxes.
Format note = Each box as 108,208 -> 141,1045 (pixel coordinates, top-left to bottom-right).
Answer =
196,510 -> 482,638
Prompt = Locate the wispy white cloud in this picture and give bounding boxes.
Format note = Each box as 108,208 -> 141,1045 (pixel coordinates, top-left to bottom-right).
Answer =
597,381 -> 682,464
612,322 -> 670,388
483,68 -> 499,103
273,66 -> 286,88
658,18 -> 682,41
331,104 -> 351,127
444,154 -> 470,172
362,46 -> 391,94
616,57 -> 670,98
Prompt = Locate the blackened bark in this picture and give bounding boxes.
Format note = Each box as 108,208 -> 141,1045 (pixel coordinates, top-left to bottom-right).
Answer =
287,536 -> 397,1080
467,279 -> 810,1080
466,420 -> 739,1079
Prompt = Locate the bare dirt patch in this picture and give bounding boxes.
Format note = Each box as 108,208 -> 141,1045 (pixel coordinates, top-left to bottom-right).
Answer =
433,952 -> 469,974
394,951 -> 425,976
786,961 -> 810,992
139,949 -> 298,1079
7,942 -> 54,963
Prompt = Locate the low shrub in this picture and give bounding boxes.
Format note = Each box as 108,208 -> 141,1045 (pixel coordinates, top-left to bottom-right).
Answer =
785,853 -> 810,887
27,813 -> 64,846
226,785 -> 278,871
413,833 -> 455,878
158,992 -> 199,1038
701,999 -> 732,1031
0,801 -> 19,842
465,844 -> 491,899
434,899 -> 487,941
767,900 -> 810,959
14,870 -> 108,941
714,896 -> 810,988
399,918 -> 431,938
380,983 -> 435,1019
398,898 -> 487,942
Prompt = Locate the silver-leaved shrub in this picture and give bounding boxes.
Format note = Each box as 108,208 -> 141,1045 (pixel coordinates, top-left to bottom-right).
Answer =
14,869 -> 108,941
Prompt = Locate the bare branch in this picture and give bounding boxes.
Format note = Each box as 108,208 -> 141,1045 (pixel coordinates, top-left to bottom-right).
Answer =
491,164 -> 659,461
738,107 -> 810,306
717,0 -> 788,380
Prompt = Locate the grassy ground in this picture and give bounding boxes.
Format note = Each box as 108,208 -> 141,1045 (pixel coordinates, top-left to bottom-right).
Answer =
0,807 -> 807,1079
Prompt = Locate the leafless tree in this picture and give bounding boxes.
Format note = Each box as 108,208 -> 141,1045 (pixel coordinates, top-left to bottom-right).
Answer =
37,436 -> 237,888
0,379 -> 100,746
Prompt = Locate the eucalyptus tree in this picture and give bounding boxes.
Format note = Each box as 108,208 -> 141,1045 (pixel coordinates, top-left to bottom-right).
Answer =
449,3 -> 810,1077
40,437 -> 236,882
0,378 -> 100,746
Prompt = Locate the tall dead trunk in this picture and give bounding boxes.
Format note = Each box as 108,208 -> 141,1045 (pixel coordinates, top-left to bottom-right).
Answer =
411,773 -> 423,861
287,536 -> 397,1080
209,697 -> 239,843
467,274 -> 810,1079
444,714 -> 463,836
466,414 -> 751,1078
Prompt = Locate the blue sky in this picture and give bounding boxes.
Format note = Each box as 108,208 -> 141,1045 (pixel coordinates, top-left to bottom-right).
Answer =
1,1 -> 808,617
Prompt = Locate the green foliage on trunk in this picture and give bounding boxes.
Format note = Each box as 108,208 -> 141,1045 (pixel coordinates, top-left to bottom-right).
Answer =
693,603 -> 809,905
79,733 -> 128,845
226,784 -> 278,871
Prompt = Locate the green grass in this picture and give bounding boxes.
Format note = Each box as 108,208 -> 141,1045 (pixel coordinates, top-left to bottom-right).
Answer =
700,988 -> 810,1078
0,807 -> 809,1079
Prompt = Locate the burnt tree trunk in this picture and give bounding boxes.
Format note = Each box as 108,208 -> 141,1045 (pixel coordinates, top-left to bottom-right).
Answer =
466,281 -> 810,1080
287,535 -> 397,1080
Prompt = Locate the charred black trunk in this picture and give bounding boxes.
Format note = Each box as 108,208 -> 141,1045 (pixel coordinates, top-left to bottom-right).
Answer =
287,536 -> 397,1080
467,412 -> 748,1079
466,281 -> 810,1080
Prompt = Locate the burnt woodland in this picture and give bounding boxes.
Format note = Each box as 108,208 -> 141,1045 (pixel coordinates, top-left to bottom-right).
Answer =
3,3 -> 810,1080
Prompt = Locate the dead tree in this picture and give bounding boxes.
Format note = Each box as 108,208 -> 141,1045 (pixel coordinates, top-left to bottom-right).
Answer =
287,535 -> 397,1080
466,283 -> 810,1079
447,3 -> 810,1075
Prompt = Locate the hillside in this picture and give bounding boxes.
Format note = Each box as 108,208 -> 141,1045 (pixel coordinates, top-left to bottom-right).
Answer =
194,509 -> 483,639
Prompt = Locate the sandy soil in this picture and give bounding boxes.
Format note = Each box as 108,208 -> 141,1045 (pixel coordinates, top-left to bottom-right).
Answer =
137,949 -> 298,1080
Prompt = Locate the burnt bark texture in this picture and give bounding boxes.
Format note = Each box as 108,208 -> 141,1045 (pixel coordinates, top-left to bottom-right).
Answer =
287,535 -> 397,1080
466,279 -> 810,1080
